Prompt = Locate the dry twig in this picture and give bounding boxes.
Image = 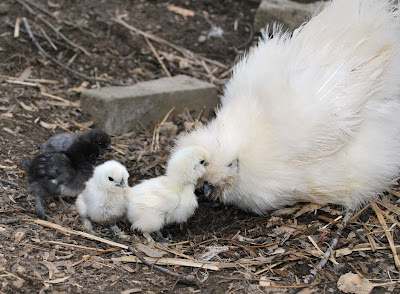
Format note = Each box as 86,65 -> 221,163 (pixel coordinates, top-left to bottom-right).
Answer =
372,202 -> 400,270
21,17 -> 125,86
144,36 -> 171,77
127,246 -> 199,285
113,16 -> 227,69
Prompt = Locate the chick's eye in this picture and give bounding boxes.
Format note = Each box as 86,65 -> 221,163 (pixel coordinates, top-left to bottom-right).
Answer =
99,142 -> 103,146
200,160 -> 205,165
108,177 -> 114,182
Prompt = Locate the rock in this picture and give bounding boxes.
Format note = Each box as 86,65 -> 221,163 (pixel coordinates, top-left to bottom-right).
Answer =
0,3 -> 10,15
81,75 -> 219,135
253,0 -> 326,32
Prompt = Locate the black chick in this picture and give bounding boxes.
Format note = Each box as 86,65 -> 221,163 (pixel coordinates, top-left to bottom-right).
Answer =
42,129 -> 112,154
27,141 -> 100,219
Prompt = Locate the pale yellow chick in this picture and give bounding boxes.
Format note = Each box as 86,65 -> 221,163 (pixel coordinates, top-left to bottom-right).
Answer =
127,147 -> 209,243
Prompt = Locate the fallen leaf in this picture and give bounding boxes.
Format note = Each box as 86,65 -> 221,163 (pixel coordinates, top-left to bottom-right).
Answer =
336,248 -> 352,257
19,101 -> 38,112
136,243 -> 166,258
3,127 -> 15,136
16,66 -> 32,82
12,280 -> 24,289
272,225 -> 297,235
44,276 -> 71,284
42,261 -> 59,280
294,203 -> 322,218
13,231 -> 25,243
259,276 -> 271,287
273,205 -> 300,216
272,248 -> 285,255
337,272 -> 374,294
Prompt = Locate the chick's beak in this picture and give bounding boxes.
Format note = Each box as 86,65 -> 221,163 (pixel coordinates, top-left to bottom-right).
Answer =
203,182 -> 213,197
119,179 -> 126,189
107,145 -> 112,151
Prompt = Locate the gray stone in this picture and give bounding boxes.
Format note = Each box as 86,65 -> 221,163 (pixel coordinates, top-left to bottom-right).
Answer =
254,0 -> 326,33
0,3 -> 10,15
81,75 -> 219,135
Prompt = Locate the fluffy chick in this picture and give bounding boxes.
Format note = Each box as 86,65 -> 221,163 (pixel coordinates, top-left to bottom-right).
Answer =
42,129 -> 112,154
27,141 -> 100,219
75,160 -> 129,239
127,147 -> 209,243
174,0 -> 400,214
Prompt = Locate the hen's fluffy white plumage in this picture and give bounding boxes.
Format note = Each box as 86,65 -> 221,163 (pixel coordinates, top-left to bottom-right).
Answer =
127,147 -> 209,242
175,0 -> 400,214
75,160 -> 129,235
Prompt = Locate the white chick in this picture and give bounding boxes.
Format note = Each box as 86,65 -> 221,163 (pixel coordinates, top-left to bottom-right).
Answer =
75,160 -> 129,239
126,147 -> 209,243
174,0 -> 400,214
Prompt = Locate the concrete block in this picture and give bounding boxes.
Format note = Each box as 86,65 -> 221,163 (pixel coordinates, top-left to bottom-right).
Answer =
81,75 -> 219,135
254,0 -> 326,32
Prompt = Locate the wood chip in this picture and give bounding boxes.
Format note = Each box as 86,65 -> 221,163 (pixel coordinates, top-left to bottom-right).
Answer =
337,272 -> 374,294
167,4 -> 195,19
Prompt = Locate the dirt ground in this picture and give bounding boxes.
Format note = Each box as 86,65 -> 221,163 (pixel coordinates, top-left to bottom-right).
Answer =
1,0 -> 400,293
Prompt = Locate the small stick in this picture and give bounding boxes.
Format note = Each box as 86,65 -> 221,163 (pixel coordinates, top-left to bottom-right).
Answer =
0,217 -> 21,225
372,203 -> 400,270
0,116 -> 32,128
0,178 -> 18,187
23,218 -> 129,249
219,276 -> 321,289
387,189 -> 400,198
301,209 -> 354,288
21,17 -> 125,86
113,16 -> 227,69
315,209 -> 353,271
144,36 -> 171,77
127,245 -> 199,285
17,0 -> 90,55
5,80 -> 37,87
46,240 -> 113,253
4,20 -> 73,50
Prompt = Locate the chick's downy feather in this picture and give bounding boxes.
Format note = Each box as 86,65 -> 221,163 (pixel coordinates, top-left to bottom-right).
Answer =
175,0 -> 400,214
27,141 -> 100,219
42,129 -> 112,154
75,160 -> 129,230
127,147 -> 209,242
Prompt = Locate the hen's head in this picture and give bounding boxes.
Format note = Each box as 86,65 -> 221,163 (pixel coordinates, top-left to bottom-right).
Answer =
166,146 -> 210,185
174,122 -> 241,200
93,160 -> 129,193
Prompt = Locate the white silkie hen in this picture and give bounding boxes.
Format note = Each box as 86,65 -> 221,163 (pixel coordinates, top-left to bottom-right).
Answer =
75,160 -> 130,239
126,147 -> 209,243
174,0 -> 400,214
